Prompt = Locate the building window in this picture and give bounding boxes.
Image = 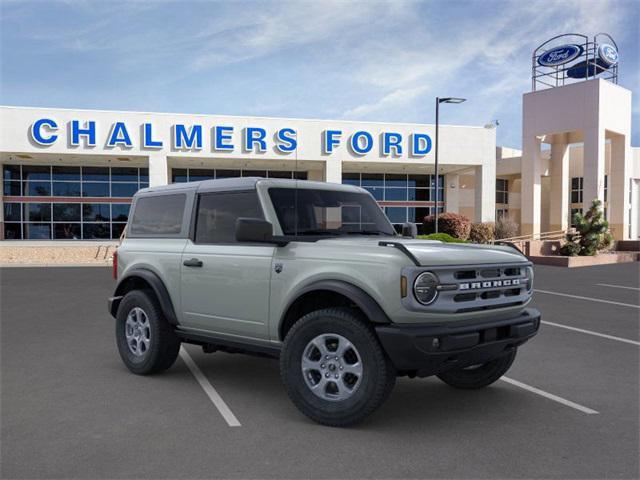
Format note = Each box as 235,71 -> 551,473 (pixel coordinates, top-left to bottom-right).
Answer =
570,208 -> 583,228
496,179 -> 508,204
171,168 -> 307,183
342,173 -> 444,204
496,208 -> 509,220
571,177 -> 583,203
604,175 -> 608,203
2,164 -> 143,240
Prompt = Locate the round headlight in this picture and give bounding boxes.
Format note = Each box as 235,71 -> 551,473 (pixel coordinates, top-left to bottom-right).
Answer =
525,266 -> 534,292
414,272 -> 439,305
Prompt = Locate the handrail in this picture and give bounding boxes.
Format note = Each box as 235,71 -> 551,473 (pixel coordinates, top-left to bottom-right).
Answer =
494,229 -> 574,244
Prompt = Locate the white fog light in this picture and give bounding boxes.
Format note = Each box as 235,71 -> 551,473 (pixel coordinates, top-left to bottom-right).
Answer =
414,272 -> 439,305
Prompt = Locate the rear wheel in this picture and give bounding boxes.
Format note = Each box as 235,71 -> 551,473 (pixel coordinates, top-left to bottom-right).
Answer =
116,290 -> 180,375
280,308 -> 396,427
436,348 -> 517,389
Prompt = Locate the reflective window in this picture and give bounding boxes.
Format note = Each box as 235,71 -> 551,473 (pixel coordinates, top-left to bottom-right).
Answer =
83,203 -> 110,221
23,165 -> 51,181
3,181 -> 21,196
53,182 -> 81,197
111,204 -> 130,222
83,223 -> 110,239
25,203 -> 51,222
110,167 -> 138,182
342,173 -> 444,204
82,167 -> 110,182
496,178 -> 509,204
111,183 -> 139,198
53,203 -> 81,221
52,166 -> 80,181
24,223 -> 51,239
195,191 -> 263,244
82,182 -> 110,197
26,181 -> 51,196
4,203 -> 21,221
4,223 -> 22,239
129,194 -> 186,236
54,223 -> 81,239
571,177 -> 583,203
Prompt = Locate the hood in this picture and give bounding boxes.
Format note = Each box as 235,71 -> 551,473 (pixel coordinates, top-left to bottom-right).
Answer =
313,237 -> 526,266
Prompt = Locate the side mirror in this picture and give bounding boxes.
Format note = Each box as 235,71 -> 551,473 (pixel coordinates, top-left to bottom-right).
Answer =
402,222 -> 417,238
236,218 -> 275,243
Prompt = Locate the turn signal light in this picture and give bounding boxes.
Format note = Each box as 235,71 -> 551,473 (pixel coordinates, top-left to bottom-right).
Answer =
112,250 -> 118,280
400,276 -> 407,298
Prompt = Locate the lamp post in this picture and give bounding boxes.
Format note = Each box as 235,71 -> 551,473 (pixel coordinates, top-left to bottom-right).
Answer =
434,97 -> 466,233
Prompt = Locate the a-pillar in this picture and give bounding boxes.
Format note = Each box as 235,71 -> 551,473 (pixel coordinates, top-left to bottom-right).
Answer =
549,134 -> 570,232
582,126 -> 605,211
521,135 -> 543,236
474,164 -> 495,222
609,133 -> 631,240
148,153 -> 169,187
445,173 -> 459,214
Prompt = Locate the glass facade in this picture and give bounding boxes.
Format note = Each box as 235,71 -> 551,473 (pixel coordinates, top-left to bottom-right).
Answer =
172,168 -> 307,183
342,173 -> 444,231
2,164 -> 145,239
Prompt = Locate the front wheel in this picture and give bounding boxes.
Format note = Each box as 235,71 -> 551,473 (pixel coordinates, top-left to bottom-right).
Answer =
280,308 -> 396,427
436,348 -> 517,389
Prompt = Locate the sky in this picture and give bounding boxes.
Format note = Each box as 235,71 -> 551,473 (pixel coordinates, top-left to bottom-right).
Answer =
1,0 -> 638,148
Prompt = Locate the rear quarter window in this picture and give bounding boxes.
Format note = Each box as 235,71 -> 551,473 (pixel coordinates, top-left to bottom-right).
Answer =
129,193 -> 186,236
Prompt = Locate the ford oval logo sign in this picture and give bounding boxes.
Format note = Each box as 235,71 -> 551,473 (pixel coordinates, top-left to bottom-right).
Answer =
598,44 -> 618,66
538,44 -> 583,67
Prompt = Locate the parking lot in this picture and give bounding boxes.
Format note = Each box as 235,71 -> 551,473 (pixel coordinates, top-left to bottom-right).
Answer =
1,263 -> 638,479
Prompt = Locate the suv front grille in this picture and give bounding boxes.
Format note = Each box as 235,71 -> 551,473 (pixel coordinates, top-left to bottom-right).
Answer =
404,262 -> 532,314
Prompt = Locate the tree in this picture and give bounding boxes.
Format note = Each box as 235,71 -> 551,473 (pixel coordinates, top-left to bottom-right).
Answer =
560,199 -> 613,256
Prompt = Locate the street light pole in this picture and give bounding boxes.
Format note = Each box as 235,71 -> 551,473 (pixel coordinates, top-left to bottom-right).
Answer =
433,96 -> 466,234
435,97 -> 440,233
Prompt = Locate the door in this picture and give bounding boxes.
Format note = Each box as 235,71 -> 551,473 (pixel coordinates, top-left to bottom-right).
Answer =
180,190 -> 275,340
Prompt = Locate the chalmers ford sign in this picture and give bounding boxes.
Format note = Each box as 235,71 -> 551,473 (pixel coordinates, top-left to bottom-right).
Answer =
29,118 -> 434,157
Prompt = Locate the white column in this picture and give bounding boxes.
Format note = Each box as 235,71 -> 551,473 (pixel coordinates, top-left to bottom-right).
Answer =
521,135 -> 542,236
148,153 -> 169,187
445,173 -> 459,213
324,159 -> 342,184
549,135 -> 570,232
474,163 -> 495,223
582,126 -> 605,211
609,134 -> 631,240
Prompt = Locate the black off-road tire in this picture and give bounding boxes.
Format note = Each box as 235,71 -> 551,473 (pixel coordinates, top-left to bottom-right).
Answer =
116,289 -> 180,375
436,348 -> 517,389
280,307 -> 396,427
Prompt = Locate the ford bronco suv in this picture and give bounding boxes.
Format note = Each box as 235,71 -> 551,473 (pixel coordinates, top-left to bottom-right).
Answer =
109,178 -> 540,426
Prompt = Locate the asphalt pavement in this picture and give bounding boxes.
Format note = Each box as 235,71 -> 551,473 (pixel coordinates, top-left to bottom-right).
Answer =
1,263 -> 638,479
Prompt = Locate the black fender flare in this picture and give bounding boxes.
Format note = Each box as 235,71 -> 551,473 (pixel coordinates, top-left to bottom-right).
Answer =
280,279 -> 391,335
110,268 -> 179,325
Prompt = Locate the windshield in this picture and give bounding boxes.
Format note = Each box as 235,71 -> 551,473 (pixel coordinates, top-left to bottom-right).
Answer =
268,187 -> 396,237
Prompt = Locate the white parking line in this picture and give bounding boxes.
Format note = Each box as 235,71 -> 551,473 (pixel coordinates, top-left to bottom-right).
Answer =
179,347 -> 241,427
501,376 -> 599,415
542,320 -> 640,346
596,283 -> 640,291
534,289 -> 640,309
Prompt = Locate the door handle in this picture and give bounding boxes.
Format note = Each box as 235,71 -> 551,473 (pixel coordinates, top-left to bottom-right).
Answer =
183,258 -> 203,267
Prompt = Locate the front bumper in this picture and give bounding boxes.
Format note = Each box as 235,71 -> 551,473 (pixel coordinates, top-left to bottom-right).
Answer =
375,308 -> 541,377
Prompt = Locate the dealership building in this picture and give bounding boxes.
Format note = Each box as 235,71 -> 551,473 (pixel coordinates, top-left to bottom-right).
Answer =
1,35 -> 638,242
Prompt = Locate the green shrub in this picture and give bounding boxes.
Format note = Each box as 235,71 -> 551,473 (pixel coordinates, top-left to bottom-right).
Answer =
417,233 -> 468,243
495,217 -> 519,239
560,199 -> 613,256
423,213 -> 471,240
469,222 -> 495,244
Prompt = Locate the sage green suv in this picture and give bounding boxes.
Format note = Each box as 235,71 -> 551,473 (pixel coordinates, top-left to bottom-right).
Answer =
108,177 -> 540,426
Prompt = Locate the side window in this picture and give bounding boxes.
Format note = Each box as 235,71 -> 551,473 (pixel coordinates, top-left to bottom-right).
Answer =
130,194 -> 186,236
195,191 -> 263,244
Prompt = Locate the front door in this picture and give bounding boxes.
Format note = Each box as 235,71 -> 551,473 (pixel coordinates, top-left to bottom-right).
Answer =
180,190 -> 274,340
